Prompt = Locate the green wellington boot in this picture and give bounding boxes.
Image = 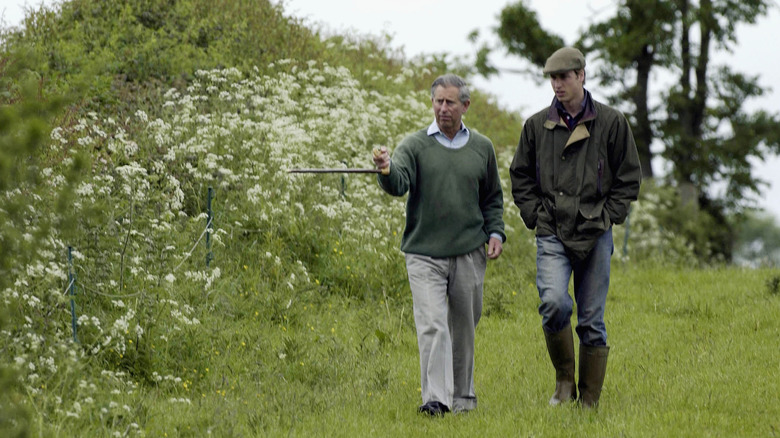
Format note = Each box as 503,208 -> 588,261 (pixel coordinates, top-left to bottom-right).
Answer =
578,344 -> 610,408
543,324 -> 576,405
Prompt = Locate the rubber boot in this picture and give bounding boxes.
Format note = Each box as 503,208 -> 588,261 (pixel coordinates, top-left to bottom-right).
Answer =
578,344 -> 609,408
543,324 -> 576,405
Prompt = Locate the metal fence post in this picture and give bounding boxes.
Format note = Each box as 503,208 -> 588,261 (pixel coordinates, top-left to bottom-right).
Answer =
622,207 -> 631,258
67,246 -> 78,343
206,186 -> 214,268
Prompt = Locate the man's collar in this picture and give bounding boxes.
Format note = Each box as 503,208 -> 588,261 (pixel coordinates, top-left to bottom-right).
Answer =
545,89 -> 597,128
553,88 -> 589,116
427,120 -> 468,137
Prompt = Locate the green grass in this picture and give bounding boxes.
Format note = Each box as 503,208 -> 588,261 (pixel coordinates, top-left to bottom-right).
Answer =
13,264 -> 777,437
262,265 -> 779,438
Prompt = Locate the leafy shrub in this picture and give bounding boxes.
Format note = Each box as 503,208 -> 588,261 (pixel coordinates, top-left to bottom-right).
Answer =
767,275 -> 780,295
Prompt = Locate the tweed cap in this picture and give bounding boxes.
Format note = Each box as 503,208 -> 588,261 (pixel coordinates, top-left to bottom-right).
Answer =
543,47 -> 586,74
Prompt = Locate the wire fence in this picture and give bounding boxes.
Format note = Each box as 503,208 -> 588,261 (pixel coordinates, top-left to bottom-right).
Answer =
63,186 -> 216,343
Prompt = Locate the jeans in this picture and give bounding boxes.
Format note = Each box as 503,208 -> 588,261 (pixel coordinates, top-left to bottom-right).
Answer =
536,228 -> 613,346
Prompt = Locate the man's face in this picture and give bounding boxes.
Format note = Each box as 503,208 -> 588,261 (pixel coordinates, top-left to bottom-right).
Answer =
432,85 -> 469,136
550,70 -> 584,106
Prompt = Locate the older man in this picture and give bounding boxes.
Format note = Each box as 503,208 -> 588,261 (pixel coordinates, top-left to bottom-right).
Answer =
510,48 -> 641,408
373,73 -> 505,416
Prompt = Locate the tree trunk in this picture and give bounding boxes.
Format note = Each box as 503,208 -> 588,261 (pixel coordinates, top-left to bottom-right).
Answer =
679,181 -> 699,209
633,44 -> 654,179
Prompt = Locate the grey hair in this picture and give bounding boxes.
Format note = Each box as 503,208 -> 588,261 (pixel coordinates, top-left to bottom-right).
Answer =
430,74 -> 470,104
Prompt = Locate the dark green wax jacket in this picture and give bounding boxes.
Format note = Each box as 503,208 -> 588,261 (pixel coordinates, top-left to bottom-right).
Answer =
378,129 -> 505,258
509,95 -> 641,260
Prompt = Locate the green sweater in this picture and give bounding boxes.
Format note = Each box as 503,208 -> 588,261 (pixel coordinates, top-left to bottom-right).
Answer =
378,129 -> 505,257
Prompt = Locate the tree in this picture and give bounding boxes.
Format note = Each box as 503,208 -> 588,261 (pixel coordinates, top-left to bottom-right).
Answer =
477,0 -> 780,261
577,0 -> 677,179
660,0 -> 780,209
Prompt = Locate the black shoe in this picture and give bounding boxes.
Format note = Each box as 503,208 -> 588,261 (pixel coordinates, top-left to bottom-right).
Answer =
418,401 -> 450,417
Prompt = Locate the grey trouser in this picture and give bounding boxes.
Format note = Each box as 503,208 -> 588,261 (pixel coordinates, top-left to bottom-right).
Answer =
405,246 -> 486,412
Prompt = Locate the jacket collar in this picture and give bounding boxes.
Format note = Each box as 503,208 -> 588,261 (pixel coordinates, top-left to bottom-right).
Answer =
543,89 -> 597,130
543,90 -> 598,148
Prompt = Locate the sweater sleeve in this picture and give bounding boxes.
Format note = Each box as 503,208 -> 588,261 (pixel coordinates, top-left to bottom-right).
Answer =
377,137 -> 416,197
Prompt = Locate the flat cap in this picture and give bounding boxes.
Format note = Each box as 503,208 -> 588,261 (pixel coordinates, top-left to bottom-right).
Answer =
543,47 -> 586,74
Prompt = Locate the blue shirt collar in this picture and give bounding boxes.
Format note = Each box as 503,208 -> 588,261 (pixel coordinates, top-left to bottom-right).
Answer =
554,88 -> 590,118
427,120 -> 470,149
427,120 -> 468,137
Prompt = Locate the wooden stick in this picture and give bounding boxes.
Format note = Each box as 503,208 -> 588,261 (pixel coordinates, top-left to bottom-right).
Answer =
287,168 -> 383,174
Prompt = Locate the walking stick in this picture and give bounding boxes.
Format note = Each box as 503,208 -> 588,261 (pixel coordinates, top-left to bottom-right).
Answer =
287,168 -> 385,174
287,149 -> 390,175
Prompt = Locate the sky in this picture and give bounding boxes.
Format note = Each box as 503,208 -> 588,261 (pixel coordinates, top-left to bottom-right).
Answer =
2,0 -> 779,218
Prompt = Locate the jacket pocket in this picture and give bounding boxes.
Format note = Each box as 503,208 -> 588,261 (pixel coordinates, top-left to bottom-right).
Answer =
520,200 -> 540,230
575,199 -> 609,235
537,197 -> 556,225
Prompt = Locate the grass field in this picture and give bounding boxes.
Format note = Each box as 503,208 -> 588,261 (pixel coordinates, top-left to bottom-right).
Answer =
255,265 -> 780,438
12,262 -> 774,437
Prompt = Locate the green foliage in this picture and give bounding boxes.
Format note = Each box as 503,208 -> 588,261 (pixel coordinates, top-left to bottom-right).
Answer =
0,289 -> 30,437
467,90 -> 524,151
495,3 -> 564,68
469,2 -> 566,78
732,209 -> 780,267
767,275 -> 780,295
0,38 -> 83,438
0,49 -> 75,289
617,179 -> 741,266
11,0 -> 323,109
